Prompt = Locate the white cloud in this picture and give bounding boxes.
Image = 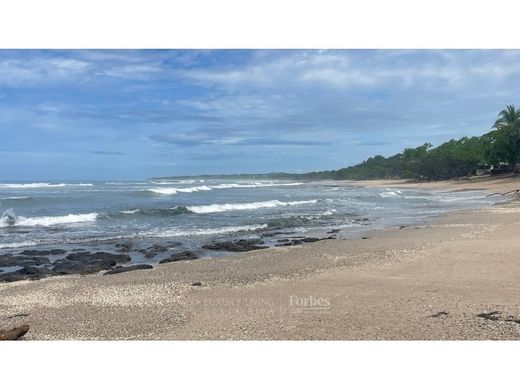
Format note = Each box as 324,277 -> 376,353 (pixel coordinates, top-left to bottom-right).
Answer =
0,57 -> 91,84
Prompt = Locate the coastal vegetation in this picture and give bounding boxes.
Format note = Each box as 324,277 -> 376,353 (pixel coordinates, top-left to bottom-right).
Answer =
155,105 -> 520,182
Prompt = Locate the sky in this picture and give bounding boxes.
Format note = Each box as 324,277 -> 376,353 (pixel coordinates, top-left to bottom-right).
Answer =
1,49 -> 519,180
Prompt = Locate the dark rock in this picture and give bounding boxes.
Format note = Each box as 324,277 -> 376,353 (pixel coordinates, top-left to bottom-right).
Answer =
504,316 -> 520,324
115,242 -> 133,252
6,313 -> 29,319
399,225 -> 407,229
65,252 -> 131,263
0,324 -> 30,340
19,249 -> 51,256
191,282 -> 202,287
19,249 -> 65,256
0,272 -> 26,283
149,244 -> 169,252
105,264 -> 153,275
52,259 -> 115,275
143,251 -> 158,259
140,243 -> 180,258
0,254 -> 50,267
299,237 -> 321,243
361,236 -> 370,240
0,266 -> 52,282
52,252 -> 130,275
202,239 -> 267,252
159,251 -> 199,264
477,311 -> 501,321
275,236 -> 330,247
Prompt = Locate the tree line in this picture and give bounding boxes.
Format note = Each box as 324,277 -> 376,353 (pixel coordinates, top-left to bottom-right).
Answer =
291,105 -> 520,181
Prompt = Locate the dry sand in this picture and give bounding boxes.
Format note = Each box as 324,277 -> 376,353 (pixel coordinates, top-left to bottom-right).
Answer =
1,175 -> 520,340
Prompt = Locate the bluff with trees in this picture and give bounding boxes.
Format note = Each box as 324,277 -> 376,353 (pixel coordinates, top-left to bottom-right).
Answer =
323,105 -> 520,181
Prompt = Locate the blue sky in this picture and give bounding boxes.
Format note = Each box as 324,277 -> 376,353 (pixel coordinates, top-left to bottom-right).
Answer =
1,49 -> 519,180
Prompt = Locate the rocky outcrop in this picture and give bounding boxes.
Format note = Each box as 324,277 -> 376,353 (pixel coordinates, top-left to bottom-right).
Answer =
0,254 -> 50,267
105,264 -> 153,275
202,239 -> 268,252
159,251 -> 199,264
52,252 -> 131,275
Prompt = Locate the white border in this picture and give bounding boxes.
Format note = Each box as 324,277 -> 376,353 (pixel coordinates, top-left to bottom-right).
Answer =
1,0 -> 519,48
1,341 -> 519,389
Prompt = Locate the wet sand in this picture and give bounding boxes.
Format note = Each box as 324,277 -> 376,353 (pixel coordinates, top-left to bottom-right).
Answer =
1,175 -> 520,340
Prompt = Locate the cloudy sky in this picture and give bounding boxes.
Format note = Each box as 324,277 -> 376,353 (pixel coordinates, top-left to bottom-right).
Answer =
1,49 -> 519,180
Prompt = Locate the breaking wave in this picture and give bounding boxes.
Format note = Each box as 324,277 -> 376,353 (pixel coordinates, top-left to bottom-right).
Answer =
0,196 -> 31,201
1,212 -> 98,227
0,182 -> 93,189
147,224 -> 268,238
147,185 -> 212,195
379,190 -> 402,198
186,199 -> 318,214
210,182 -> 303,189
145,182 -> 303,195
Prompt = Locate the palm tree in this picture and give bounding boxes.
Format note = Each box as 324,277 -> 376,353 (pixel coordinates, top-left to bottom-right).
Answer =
488,105 -> 520,165
493,105 -> 520,130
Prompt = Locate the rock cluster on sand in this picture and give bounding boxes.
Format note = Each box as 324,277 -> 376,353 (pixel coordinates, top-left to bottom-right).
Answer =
202,238 -> 268,252
275,236 -> 335,247
105,264 -> 154,275
0,251 -> 132,282
159,251 -> 199,264
0,234 -> 335,282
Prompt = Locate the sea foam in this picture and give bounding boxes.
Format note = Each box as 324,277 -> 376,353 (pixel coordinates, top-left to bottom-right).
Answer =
186,199 -> 318,214
147,185 -> 212,195
148,224 -> 268,238
0,212 -> 98,227
147,182 -> 303,195
0,183 -> 93,189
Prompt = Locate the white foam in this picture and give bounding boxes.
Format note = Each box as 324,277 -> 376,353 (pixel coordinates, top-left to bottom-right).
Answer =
0,240 -> 40,249
211,182 -> 303,189
379,191 -> 400,198
0,183 -> 93,189
187,199 -> 318,214
1,196 -> 30,200
149,224 -> 268,238
120,209 -> 140,214
146,182 -> 302,195
148,185 -> 212,195
150,179 -> 196,185
1,213 -> 98,227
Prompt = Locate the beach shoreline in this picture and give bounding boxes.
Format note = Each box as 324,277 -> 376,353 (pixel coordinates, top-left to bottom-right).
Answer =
1,175 -> 520,340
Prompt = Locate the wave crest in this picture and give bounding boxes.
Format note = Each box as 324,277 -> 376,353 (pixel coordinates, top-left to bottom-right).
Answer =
186,199 -> 318,214
1,212 -> 98,227
0,182 -> 93,189
147,185 -> 212,195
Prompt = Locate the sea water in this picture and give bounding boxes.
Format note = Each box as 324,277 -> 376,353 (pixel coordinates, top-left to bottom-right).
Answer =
0,179 -> 496,265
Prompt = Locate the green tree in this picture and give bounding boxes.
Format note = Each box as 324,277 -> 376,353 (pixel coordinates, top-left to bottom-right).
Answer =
493,105 -> 520,130
487,105 -> 520,164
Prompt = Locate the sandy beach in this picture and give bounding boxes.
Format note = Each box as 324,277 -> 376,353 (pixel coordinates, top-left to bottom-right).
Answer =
1,175 -> 520,340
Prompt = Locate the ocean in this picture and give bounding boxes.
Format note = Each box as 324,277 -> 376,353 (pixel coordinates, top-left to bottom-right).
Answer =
0,179 -> 496,270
